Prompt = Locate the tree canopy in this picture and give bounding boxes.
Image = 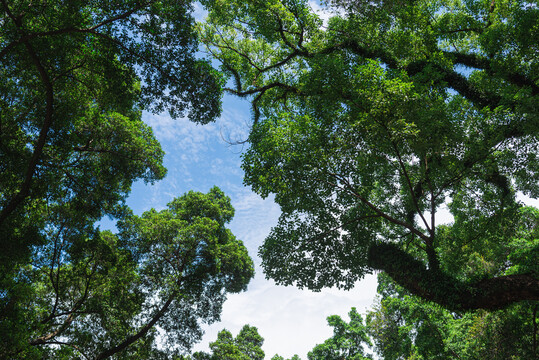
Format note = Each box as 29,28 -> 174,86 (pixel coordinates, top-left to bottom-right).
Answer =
0,0 -> 223,272
0,1 -> 260,358
200,0 -> 539,310
183,324 -> 265,360
3,0 -> 539,357
2,187 -> 254,359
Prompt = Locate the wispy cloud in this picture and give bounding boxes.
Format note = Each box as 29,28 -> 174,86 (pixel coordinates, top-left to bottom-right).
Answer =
143,113 -> 218,162
309,0 -> 334,26
193,2 -> 209,22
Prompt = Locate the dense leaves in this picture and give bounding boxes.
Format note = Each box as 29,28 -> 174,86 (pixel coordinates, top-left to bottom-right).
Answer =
2,187 -> 254,359
183,325 -> 265,360
366,273 -> 538,360
0,0 -> 224,271
200,0 -> 539,310
1,1 -> 235,357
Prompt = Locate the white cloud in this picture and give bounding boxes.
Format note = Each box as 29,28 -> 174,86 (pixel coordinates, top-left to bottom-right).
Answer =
193,274 -> 378,359
308,0 -> 337,27
518,192 -> 539,207
143,112 -> 218,162
193,2 -> 209,22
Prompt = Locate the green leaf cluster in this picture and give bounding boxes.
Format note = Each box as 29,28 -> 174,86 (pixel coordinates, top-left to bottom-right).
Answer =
200,0 -> 539,310
2,188 -> 254,359
1,0 -> 224,273
184,324 -> 265,360
1,2 -> 240,357
307,308 -> 372,360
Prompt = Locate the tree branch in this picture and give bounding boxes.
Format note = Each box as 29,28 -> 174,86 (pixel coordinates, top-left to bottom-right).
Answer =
94,292 -> 175,360
368,243 -> 539,311
0,0 -> 55,225
41,222 -> 67,325
325,172 -> 430,242
385,126 -> 431,234
94,245 -> 197,359
30,260 -> 97,345
441,51 -> 539,96
0,1 -> 154,60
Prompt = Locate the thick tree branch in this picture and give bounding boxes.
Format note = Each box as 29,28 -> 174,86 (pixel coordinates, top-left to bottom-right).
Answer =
0,1 -> 54,225
0,1 -> 153,60
368,243 -> 539,311
441,50 -> 539,95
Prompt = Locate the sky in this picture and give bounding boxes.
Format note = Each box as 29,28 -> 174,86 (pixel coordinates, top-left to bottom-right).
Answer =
105,1 -> 539,358
113,3 -> 382,358
121,91 -> 379,359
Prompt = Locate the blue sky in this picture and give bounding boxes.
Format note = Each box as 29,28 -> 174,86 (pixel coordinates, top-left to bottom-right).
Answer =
118,3 -> 380,357
105,2 -> 539,358
120,91 -> 379,359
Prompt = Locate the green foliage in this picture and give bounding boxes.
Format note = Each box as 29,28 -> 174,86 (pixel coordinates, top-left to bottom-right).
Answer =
270,309 -> 372,360
271,355 -> 302,360
1,188 -> 254,359
1,1 -> 233,357
233,325 -> 266,360
366,273 -> 538,360
308,308 -> 373,360
190,324 -> 265,360
0,0 -> 224,272
200,0 -> 539,310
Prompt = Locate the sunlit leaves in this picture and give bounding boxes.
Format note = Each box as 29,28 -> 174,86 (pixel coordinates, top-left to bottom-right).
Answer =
9,188 -> 254,359
201,0 -> 539,310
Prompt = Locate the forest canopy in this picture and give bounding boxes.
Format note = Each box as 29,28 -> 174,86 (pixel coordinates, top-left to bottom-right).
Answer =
200,0 -> 539,311
0,0 -> 223,271
1,0 -> 539,358
0,1 -> 256,359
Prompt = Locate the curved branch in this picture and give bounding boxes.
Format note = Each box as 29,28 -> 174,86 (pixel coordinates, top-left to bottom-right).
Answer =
30,259 -> 97,345
0,0 -> 54,225
94,292 -> 176,360
0,1 -> 153,60
384,125 -> 431,234
368,243 -> 539,311
325,172 -> 431,242
94,245 -> 197,360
